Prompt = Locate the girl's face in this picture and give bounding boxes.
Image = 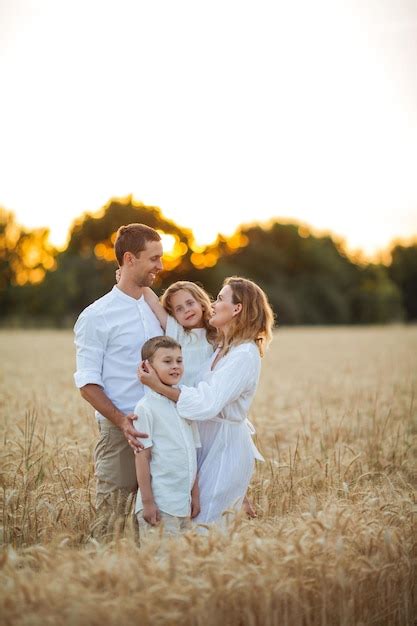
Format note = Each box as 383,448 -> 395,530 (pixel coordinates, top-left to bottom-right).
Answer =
210,285 -> 242,330
170,289 -> 205,329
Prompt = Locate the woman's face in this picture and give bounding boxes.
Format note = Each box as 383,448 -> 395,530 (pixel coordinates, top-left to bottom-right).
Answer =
210,285 -> 241,329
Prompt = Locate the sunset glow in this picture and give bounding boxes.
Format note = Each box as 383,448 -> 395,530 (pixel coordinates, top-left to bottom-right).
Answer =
1,0 -> 416,259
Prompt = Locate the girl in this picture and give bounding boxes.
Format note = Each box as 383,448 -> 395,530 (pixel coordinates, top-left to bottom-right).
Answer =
139,277 -> 274,526
143,281 -> 216,386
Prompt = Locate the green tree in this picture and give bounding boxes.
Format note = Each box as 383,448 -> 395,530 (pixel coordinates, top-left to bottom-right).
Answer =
194,223 -> 359,324
0,209 -> 57,319
351,264 -> 404,323
39,197 -> 194,322
388,244 -> 417,320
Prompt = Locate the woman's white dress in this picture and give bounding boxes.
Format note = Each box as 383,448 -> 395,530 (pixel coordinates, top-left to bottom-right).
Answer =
177,341 -> 263,525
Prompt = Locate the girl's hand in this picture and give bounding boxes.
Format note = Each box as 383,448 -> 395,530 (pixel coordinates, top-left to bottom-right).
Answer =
138,360 -> 161,391
115,268 -> 121,283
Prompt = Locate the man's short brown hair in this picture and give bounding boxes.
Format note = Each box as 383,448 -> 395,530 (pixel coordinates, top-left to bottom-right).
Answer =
114,224 -> 161,266
141,336 -> 181,362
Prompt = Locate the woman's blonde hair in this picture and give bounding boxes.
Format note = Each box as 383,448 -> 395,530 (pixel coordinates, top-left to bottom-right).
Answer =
220,277 -> 275,357
161,281 -> 217,345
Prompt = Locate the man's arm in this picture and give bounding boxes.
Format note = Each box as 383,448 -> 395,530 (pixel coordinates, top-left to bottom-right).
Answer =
80,384 -> 147,451
135,447 -> 160,525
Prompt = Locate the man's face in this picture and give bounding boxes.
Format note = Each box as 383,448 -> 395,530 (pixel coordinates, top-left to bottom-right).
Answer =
150,347 -> 184,386
132,240 -> 164,287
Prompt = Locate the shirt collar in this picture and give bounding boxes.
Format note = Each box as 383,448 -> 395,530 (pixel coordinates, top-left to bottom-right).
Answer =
145,387 -> 179,402
112,285 -> 145,304
190,327 -> 206,336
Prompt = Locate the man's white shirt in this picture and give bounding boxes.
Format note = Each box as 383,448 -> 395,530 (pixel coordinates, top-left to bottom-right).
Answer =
133,390 -> 200,517
73,286 -> 163,420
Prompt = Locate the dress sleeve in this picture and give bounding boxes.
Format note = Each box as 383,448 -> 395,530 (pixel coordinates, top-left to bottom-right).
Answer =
176,345 -> 260,421
133,403 -> 153,450
73,310 -> 109,388
165,315 -> 184,343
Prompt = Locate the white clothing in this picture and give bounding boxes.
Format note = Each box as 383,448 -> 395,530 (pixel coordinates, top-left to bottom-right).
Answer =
177,342 -> 263,525
165,315 -> 214,386
74,286 -> 163,420
133,391 -> 200,517
137,510 -> 191,539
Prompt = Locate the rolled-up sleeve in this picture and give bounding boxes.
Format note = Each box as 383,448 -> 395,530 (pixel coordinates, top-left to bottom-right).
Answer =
177,347 -> 260,421
73,310 -> 109,389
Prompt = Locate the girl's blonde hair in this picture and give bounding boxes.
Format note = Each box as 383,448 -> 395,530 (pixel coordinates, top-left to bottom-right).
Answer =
220,277 -> 275,357
161,281 -> 217,345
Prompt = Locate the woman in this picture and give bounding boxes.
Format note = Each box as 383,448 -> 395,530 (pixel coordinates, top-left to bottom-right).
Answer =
139,276 -> 274,526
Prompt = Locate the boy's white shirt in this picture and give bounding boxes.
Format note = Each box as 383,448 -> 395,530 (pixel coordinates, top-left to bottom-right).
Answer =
133,389 -> 201,517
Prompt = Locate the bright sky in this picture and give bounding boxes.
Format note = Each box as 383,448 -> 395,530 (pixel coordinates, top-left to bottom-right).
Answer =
1,0 -> 416,257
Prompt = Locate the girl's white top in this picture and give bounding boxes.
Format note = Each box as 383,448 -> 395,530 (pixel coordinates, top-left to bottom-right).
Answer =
166,315 -> 214,387
176,341 -> 264,525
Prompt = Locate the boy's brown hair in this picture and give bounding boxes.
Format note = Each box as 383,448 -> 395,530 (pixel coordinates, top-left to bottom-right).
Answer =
141,336 -> 181,362
114,223 -> 161,266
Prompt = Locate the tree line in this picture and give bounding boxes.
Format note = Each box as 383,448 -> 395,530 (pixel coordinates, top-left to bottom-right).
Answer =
1,198 -> 416,326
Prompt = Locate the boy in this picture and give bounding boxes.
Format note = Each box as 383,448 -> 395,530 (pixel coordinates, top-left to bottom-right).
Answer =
133,336 -> 200,538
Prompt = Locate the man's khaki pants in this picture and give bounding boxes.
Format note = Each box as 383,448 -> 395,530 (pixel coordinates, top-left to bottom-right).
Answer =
91,418 -> 137,539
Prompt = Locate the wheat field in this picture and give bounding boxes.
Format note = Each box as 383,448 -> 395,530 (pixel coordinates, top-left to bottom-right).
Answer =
0,326 -> 416,625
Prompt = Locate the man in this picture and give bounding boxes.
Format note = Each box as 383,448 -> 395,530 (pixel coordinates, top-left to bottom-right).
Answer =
74,223 -> 164,537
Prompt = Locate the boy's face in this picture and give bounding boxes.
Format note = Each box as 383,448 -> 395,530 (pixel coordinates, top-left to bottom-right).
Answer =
150,347 -> 184,386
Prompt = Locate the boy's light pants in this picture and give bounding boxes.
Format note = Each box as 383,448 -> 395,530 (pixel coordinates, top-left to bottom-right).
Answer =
137,511 -> 191,539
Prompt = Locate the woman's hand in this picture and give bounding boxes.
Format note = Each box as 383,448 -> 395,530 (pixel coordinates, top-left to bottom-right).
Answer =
138,361 -> 181,402
138,360 -> 161,392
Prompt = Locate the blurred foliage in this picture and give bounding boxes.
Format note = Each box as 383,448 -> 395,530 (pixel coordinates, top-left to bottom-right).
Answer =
0,199 -> 413,326
0,209 -> 57,317
388,243 -> 417,321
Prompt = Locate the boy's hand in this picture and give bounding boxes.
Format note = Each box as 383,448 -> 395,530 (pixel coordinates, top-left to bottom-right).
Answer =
191,479 -> 200,518
191,494 -> 200,519
142,501 -> 161,526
